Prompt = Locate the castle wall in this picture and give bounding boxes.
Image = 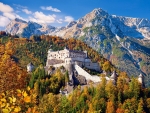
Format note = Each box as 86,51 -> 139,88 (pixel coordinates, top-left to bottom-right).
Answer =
64,57 -> 85,67
65,64 -> 73,81
47,53 -> 100,72
52,63 -> 66,68
46,48 -> 101,74
72,57 -> 85,62
47,50 -> 69,61
47,49 -> 86,61
74,61 -> 83,67
74,64 -> 100,83
84,62 -> 100,71
70,52 -> 86,58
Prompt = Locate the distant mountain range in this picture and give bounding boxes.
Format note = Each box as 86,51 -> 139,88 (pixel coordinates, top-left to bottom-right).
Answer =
4,8 -> 150,85
5,8 -> 150,40
5,18 -> 56,38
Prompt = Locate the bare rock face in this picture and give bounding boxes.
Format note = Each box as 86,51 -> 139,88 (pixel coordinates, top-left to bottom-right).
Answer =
73,75 -> 87,85
5,18 -> 56,38
73,70 -> 87,85
5,18 -> 28,36
51,8 -> 110,38
49,8 -> 150,40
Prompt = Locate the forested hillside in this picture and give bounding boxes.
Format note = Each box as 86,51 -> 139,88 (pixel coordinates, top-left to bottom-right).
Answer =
0,33 -> 150,113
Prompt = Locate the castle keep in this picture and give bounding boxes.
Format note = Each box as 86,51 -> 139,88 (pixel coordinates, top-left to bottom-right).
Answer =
46,47 -> 100,72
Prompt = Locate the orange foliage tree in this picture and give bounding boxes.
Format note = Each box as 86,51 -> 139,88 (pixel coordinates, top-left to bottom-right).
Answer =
0,41 -> 28,93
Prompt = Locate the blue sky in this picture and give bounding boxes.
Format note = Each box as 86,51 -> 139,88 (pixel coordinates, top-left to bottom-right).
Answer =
0,0 -> 150,29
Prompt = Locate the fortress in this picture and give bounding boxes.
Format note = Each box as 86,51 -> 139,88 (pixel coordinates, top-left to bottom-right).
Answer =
45,47 -> 145,94
46,47 -> 100,72
45,47 -> 102,87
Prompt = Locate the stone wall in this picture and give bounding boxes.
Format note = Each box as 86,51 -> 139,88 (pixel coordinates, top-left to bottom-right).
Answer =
85,62 -> 100,71
52,63 -> 66,68
47,48 -> 86,61
74,64 -> 100,83
47,50 -> 68,61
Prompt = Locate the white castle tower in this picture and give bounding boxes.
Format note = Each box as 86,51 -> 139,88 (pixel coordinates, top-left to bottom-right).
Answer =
110,71 -> 118,84
138,73 -> 145,87
27,62 -> 34,72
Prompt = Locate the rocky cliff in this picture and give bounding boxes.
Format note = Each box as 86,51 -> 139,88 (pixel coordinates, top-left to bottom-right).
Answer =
5,18 -> 56,38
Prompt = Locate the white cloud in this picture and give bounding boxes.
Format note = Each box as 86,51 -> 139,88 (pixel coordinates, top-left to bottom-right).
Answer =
15,10 -> 20,13
3,12 -> 25,20
13,4 -> 27,9
41,6 -> 61,12
16,14 -> 27,21
64,16 -> 74,22
57,19 -> 63,23
3,12 -> 16,19
30,11 -> 56,24
0,2 -> 22,20
0,2 -> 75,27
0,2 -> 13,13
22,9 -> 32,14
0,2 -> 26,27
0,15 -> 10,27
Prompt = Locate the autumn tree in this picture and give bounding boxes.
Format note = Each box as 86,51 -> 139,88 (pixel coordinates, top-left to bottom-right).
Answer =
106,101 -> 115,113
137,98 -> 144,113
0,41 -> 27,93
102,61 -> 112,73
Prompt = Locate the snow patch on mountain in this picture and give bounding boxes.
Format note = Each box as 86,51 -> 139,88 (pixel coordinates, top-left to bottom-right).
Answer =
115,34 -> 120,41
5,18 -> 56,38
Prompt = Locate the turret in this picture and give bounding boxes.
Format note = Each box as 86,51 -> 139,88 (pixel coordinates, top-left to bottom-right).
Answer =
110,71 -> 117,84
84,50 -> 88,58
27,62 -> 34,72
138,73 -> 145,87
64,46 -> 69,51
47,45 -> 53,55
48,45 -> 53,52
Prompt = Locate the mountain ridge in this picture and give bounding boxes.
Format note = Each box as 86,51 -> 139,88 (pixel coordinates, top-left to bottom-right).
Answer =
5,8 -> 150,40
4,8 -> 150,83
5,18 -> 56,38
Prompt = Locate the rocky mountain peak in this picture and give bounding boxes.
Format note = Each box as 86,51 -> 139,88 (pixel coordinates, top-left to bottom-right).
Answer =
66,21 -> 77,28
91,8 -> 108,17
81,8 -> 108,22
14,18 -> 27,23
5,18 -> 56,38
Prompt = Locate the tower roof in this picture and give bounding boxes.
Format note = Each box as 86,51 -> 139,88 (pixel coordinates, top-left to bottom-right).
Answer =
64,46 -> 69,50
139,73 -> 143,78
27,62 -> 33,66
110,71 -> 117,79
48,48 -> 53,51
